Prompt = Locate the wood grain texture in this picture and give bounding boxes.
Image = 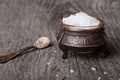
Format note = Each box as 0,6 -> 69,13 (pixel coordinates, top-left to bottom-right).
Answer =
0,0 -> 119,80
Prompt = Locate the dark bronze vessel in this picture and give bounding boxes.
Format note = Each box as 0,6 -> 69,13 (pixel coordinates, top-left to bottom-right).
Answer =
56,19 -> 107,59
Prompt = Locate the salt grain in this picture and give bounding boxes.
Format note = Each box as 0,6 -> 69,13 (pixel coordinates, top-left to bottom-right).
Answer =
70,69 -> 74,73
54,51 -> 57,53
47,62 -> 50,65
62,11 -> 100,27
98,77 -> 101,80
103,71 -> 107,74
91,67 -> 96,71
55,74 -> 59,77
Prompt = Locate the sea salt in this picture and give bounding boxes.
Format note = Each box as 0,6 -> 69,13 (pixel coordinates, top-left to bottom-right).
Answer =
47,62 -> 51,65
103,71 -> 107,74
62,11 -> 100,27
91,67 -> 96,71
54,51 -> 57,53
70,69 -> 74,73
98,77 -> 101,80
55,74 -> 59,77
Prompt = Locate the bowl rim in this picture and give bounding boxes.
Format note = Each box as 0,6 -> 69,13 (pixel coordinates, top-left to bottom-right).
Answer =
62,18 -> 104,32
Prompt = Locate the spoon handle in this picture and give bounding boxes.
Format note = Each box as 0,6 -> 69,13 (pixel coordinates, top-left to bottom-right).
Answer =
0,46 -> 36,63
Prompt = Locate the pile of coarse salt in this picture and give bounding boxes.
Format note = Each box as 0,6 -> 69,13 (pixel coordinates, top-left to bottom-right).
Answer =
62,12 -> 100,27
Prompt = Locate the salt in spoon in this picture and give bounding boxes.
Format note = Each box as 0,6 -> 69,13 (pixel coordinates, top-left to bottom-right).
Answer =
0,37 -> 50,63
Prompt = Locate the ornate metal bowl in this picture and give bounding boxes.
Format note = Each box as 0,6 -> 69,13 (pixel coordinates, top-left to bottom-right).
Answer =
56,19 -> 107,59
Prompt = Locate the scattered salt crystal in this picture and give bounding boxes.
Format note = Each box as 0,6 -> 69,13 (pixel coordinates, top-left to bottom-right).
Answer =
91,67 -> 96,71
98,77 -> 101,80
54,51 -> 57,53
47,62 -> 50,65
103,71 -> 107,74
70,69 -> 74,73
62,11 -> 100,27
55,74 -> 59,77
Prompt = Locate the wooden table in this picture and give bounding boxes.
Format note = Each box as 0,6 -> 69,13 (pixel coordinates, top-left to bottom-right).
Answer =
0,0 -> 120,80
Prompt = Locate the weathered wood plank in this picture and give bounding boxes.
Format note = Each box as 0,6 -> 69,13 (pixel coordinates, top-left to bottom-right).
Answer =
0,0 -> 120,80
0,0 -> 80,80
0,0 -> 60,80
69,0 -> 120,80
